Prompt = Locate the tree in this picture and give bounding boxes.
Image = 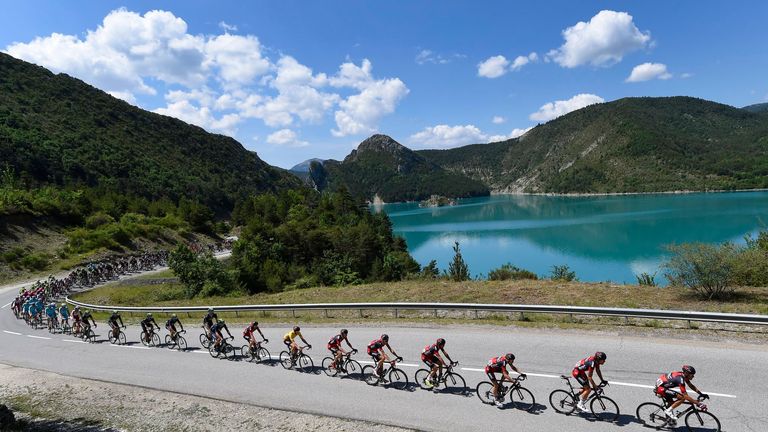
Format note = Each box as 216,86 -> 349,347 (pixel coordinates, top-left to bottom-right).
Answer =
447,241 -> 470,282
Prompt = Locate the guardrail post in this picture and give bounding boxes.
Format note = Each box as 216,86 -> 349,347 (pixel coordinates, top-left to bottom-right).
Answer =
262,310 -> 266,318
358,309 -> 363,318
519,312 -> 525,321
187,312 -> 191,318
434,309 -> 438,318
235,310 -> 239,317
292,310 -> 296,319
394,309 -> 398,318
568,313 -> 574,322
687,320 -> 692,329
324,309 -> 329,318
624,316 -> 629,325
474,310 -> 479,319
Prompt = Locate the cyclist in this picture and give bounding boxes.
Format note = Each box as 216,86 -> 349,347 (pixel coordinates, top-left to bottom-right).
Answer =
80,309 -> 97,337
367,334 -> 400,382
202,308 -> 218,341
421,338 -> 455,389
327,329 -> 355,373
58,303 -> 70,330
165,314 -> 184,342
243,321 -> 268,353
28,300 -> 39,325
45,302 -> 58,331
211,319 -> 233,352
283,326 -> 311,361
485,353 -> 526,407
655,365 -> 708,421
108,310 -> 125,340
140,313 -> 160,344
573,351 -> 608,412
71,306 -> 82,335
22,298 -> 32,322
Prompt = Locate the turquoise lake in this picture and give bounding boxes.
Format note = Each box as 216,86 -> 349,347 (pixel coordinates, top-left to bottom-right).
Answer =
377,192 -> 768,284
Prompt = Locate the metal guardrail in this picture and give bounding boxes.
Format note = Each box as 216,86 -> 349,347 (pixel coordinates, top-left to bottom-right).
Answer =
64,298 -> 768,326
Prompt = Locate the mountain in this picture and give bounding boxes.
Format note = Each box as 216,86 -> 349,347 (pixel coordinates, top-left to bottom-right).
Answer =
418,97 -> 768,193
743,102 -> 768,114
290,158 -> 325,173
308,134 -> 489,202
0,53 -> 301,212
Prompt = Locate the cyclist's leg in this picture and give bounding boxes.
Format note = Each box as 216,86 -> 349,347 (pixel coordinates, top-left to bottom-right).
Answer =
488,372 -> 500,398
669,392 -> 686,410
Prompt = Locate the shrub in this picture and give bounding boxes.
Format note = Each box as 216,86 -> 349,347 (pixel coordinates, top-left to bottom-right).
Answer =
380,251 -> 421,282
419,260 -> 440,279
488,263 -> 538,281
20,253 -> 50,271
550,265 -> 577,282
85,212 -> 115,229
731,246 -> 768,287
448,241 -> 470,282
663,243 -> 737,300
635,272 -> 658,286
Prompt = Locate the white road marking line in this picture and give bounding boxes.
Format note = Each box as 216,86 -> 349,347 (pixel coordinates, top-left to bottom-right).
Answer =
27,335 -> 50,340
458,369 -> 737,399
63,339 -> 86,344
1,302 -> 12,309
357,360 -> 420,368
192,350 -> 209,354
3,330 -> 22,335
110,344 -> 151,350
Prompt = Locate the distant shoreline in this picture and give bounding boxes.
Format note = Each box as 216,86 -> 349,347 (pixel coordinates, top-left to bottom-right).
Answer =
491,188 -> 768,198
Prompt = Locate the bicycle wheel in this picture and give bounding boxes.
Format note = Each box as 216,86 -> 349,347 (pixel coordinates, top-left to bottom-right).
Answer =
199,333 -> 211,349
476,382 -> 496,404
279,351 -> 293,369
549,390 -> 577,414
362,365 -> 379,386
297,354 -> 314,373
322,357 -> 336,376
208,344 -> 220,358
510,386 -> 536,412
141,331 -> 150,346
344,359 -> 363,380
414,369 -> 431,390
165,335 -> 172,347
221,343 -> 234,359
685,409 -> 721,432
590,396 -> 620,422
177,335 -> 187,351
151,333 -> 160,347
108,333 -> 117,344
257,347 -> 270,362
636,402 -> 667,428
118,332 -> 126,345
388,368 -> 409,390
443,372 -> 468,395
85,330 -> 96,343
242,345 -> 255,361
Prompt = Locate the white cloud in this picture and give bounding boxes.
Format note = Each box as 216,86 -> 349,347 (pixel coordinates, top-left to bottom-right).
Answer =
680,72 -> 693,79
477,55 -> 510,78
415,49 -> 464,65
155,97 -> 241,135
547,10 -> 651,68
205,34 -> 271,87
488,127 -> 533,142
529,93 -> 605,122
510,52 -> 538,71
218,21 -> 238,33
331,59 -> 409,137
266,129 -> 309,147
626,62 -> 672,82
492,116 -> 506,124
410,124 -> 532,148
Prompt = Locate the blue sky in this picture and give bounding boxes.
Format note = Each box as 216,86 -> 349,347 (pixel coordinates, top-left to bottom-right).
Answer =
2,1 -> 767,168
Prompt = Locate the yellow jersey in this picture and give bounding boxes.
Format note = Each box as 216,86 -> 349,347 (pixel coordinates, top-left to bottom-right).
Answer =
284,330 -> 302,342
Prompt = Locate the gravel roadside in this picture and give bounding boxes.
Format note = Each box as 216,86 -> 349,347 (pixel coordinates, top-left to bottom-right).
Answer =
0,364 -> 412,432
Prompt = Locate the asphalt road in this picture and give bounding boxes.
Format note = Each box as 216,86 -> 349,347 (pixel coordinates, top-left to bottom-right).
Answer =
1,280 -> 765,431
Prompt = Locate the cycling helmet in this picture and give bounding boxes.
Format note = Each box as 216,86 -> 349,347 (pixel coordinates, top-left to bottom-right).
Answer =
74,306 -> 80,310
595,351 -> 607,361
340,328 -> 348,335
219,319 -> 226,324
505,353 -> 515,362
112,310 -> 117,314
682,365 -> 696,375
436,338 -> 446,347
50,303 -> 55,307
171,313 -> 177,318
60,303 -> 65,307
146,313 -> 152,318
207,307 -> 213,312
251,321 -> 258,328
381,334 -> 389,341
294,326 -> 300,332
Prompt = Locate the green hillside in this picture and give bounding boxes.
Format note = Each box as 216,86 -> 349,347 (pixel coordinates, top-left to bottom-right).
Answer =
0,52 -> 300,214
310,134 -> 489,202
418,97 -> 768,193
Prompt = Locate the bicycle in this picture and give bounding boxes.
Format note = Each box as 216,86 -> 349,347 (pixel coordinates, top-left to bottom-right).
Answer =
476,375 -> 536,412
549,376 -> 619,422
209,336 -> 236,359
82,325 -> 97,343
322,350 -> 363,379
165,330 -> 187,351
636,394 -> 720,431
415,361 -> 467,394
199,326 -> 213,349
363,357 -> 409,390
60,319 -> 72,335
141,328 -> 161,347
47,316 -> 59,334
108,326 -> 127,345
241,340 -> 270,363
280,345 -> 314,373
